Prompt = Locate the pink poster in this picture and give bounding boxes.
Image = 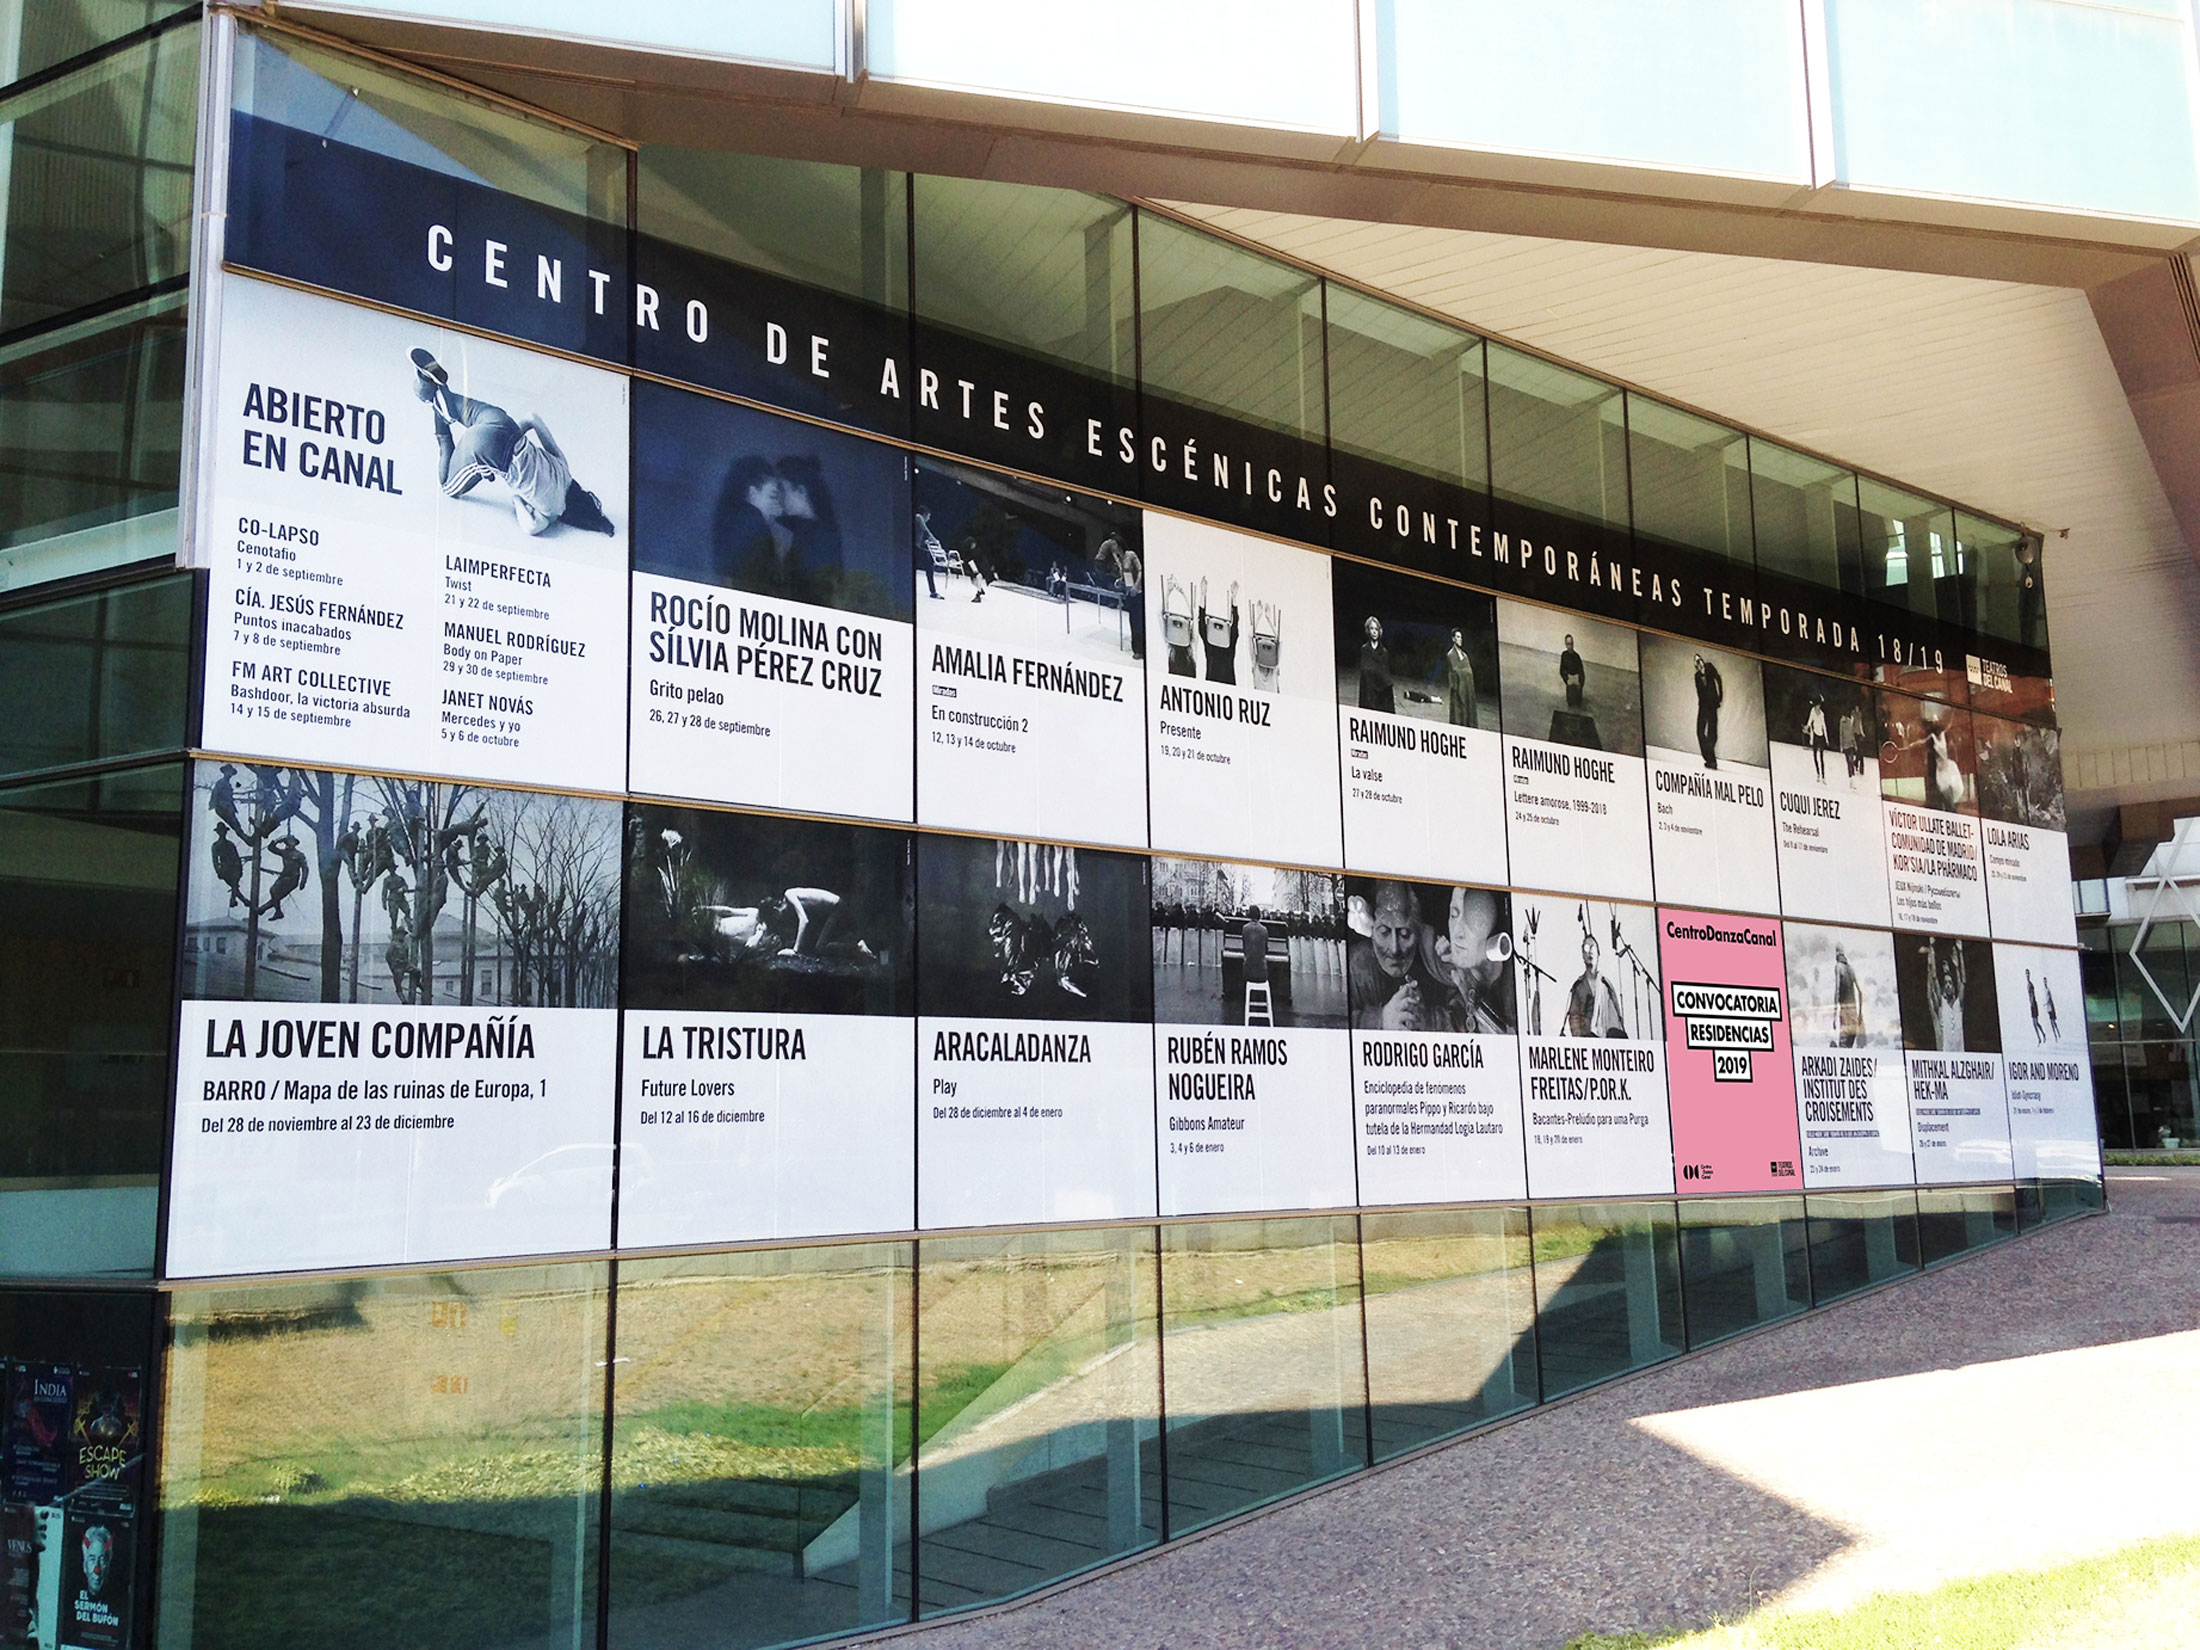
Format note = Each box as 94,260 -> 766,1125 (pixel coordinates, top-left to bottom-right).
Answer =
1658,909 -> 1805,1194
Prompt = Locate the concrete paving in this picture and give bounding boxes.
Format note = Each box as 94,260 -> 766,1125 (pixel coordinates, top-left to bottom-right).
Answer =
862,1170 -> 2200,1650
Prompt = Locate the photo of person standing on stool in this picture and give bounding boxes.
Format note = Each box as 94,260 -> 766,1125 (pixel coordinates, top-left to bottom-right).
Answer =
1239,905 -> 1272,1025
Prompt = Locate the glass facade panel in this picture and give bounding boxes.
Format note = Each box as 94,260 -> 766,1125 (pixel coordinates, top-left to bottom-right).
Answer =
1626,397 -> 1752,568
0,568 -> 188,777
1530,1202 -> 1681,1399
1324,285 -> 1486,492
0,293 -> 183,585
912,175 -> 1133,388
915,1228 -> 1159,1614
2035,1177 -> 2105,1223
2125,1040 -> 2200,1150
639,148 -> 907,314
0,20 -> 195,337
0,761 -> 180,1278
1749,438 -> 1861,598
3,1 -> 192,88
1805,1189 -> 1920,1302
1159,1216 -> 1366,1536
1857,476 -> 1959,623
2090,1049 -> 2133,1151
607,1244 -> 912,1650
1915,1185 -> 2017,1264
1486,342 -> 1627,535
1135,213 -> 1322,442
1677,1197 -> 1809,1347
1958,511 -> 2044,651
157,1263 -> 609,1650
1360,1207 -> 1535,1460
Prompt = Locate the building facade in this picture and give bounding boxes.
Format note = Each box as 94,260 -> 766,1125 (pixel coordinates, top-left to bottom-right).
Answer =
8,3 -> 2179,1646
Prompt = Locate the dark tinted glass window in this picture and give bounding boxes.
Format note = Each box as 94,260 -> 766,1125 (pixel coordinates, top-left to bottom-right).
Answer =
4,1 -> 191,87
1360,1206 -> 1535,1458
1804,1190 -> 1920,1301
1530,1201 -> 1681,1398
1135,213 -> 1321,441
1627,397 -> 1751,568
1325,285 -> 1486,492
1749,438 -> 1861,597
0,570 -> 189,777
1958,510 -> 2044,650
640,147 -> 905,311
1679,1197 -> 1810,1345
1486,342 -> 1626,535
1858,477 -> 1957,621
1916,1185 -> 2016,1262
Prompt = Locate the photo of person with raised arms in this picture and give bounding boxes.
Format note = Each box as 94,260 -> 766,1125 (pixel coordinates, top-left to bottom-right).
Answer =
1895,932 -> 2010,1183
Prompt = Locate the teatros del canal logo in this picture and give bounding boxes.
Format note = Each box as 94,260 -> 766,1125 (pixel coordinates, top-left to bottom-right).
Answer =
1669,981 -> 1783,1082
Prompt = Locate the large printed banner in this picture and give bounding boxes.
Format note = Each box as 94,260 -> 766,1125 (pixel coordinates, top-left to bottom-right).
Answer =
1152,858 -> 1355,1214
204,277 -> 630,792
914,461 -> 1148,845
1783,923 -> 1916,1188
619,807 -> 916,1245
1895,934 -> 2013,1183
1331,561 -> 1508,887
1974,714 -> 2078,947
1496,603 -> 1653,902
1641,639 -> 1780,914
1878,693 -> 1990,937
1513,895 -> 1672,1198
166,761 -> 620,1275
915,836 -> 1157,1226
1344,877 -> 1526,1205
629,385 -> 915,823
1993,943 -> 2100,1180
1143,516 -> 1344,868
1763,667 -> 1891,928
1657,909 -> 1803,1194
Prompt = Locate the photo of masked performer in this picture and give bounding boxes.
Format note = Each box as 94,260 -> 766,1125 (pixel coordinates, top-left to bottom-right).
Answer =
919,834 -> 1152,1023
1346,879 -> 1517,1034
411,347 -> 615,537
1152,857 -> 1346,1028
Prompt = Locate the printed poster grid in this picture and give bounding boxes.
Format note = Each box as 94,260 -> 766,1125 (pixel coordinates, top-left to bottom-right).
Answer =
174,272 -> 2097,1277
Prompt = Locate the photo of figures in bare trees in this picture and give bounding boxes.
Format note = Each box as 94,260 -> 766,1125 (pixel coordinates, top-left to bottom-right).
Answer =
181,760 -> 620,1008
1151,858 -> 1348,1028
1973,714 -> 2068,832
624,805 -> 913,1017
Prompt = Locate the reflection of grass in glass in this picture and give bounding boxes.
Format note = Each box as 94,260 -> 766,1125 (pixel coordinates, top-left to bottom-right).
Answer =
917,1361 -> 1014,1446
1533,1224 -> 1624,1266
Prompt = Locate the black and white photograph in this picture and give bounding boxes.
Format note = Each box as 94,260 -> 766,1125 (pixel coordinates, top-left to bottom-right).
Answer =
1343,878 -> 1517,1035
168,760 -> 622,1278
1152,858 -> 1349,1029
1878,692 -> 1991,937
634,384 -> 911,622
1332,560 -> 1509,885
915,834 -> 1157,1228
1763,664 -> 1891,928
620,804 -> 916,1247
1973,712 -> 2078,945
1764,666 -> 1880,793
1143,514 -> 1345,868
623,804 -> 913,1018
1973,714 -> 2067,832
1495,600 -> 1653,902
1895,934 -> 2002,1054
1993,943 -> 2100,1181
913,459 -> 1149,845
1639,633 -> 1778,913
203,277 -> 631,793
629,383 -> 916,824
1511,892 -> 1673,1200
1783,921 -> 1913,1189
1496,601 -> 1644,757
1151,856 -> 1355,1217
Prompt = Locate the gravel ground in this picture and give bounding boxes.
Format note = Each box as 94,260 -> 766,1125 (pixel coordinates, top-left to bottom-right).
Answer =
861,1171 -> 2200,1650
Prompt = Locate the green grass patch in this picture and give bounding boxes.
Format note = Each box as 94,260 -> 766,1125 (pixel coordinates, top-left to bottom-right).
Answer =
2104,1150 -> 2200,1166
1562,1530 -> 2200,1650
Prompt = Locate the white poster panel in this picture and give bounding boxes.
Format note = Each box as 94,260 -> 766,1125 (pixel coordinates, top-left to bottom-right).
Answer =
1331,561 -> 1508,886
617,807 -> 917,1245
1993,943 -> 2101,1180
1640,636 -> 1779,913
1152,857 -> 1355,1213
629,384 -> 914,822
916,837 -> 1157,1225
166,762 -> 621,1275
1896,934 -> 2012,1182
1762,667 -> 1892,928
1783,922 -> 1916,1188
1512,894 -> 1673,1199
203,276 -> 628,792
1143,515 -> 1343,868
1878,692 -> 1990,936
1344,877 -> 1526,1205
914,460 -> 1148,846
1495,601 -> 1652,900
1975,714 -> 2079,946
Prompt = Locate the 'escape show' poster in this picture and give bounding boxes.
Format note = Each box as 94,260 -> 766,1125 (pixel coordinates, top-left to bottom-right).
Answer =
630,386 -> 915,823
203,275 -> 630,793
621,805 -> 916,1245
1152,857 -> 1355,1214
167,760 -> 620,1275
1331,560 -> 1508,887
916,835 -> 1157,1226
